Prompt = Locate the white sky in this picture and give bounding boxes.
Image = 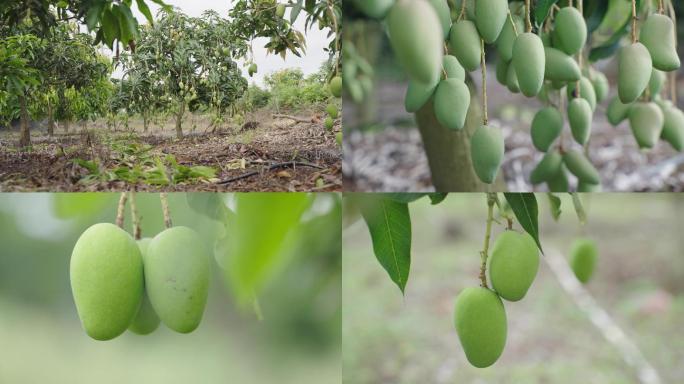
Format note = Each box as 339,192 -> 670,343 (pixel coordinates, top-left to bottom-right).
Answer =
105,0 -> 330,87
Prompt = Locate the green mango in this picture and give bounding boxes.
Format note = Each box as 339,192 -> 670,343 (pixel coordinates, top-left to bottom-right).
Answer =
453,0 -> 476,20
275,4 -> 286,18
146,226 -> 210,333
449,20 -> 482,72
649,69 -> 666,96
530,150 -> 563,184
547,165 -> 570,192
577,181 -> 602,192
70,223 -> 143,341
607,96 -> 631,126
475,0 -> 508,43
329,76 -> 342,98
512,32 -> 545,97
336,132 -> 343,146
570,238 -> 597,283
553,7 -> 587,55
537,82 -> 552,104
405,78 -> 438,113
506,63 -> 520,93
661,105 -> 684,151
443,55 -> 466,81
434,78 -> 471,130
496,58 -> 509,85
326,104 -> 339,119
428,0 -> 452,40
531,106 -> 563,152
496,14 -> 524,62
325,116 -> 335,130
387,0 -> 443,83
129,238 -> 161,335
544,47 -> 581,82
470,124 -> 504,184
589,70 -> 609,102
540,30 -> 552,47
566,77 -> 596,111
568,98 -> 593,145
453,287 -> 507,368
489,231 -> 540,302
640,14 -> 680,71
563,150 -> 600,185
351,0 -> 395,19
628,102 -> 664,149
618,43 -> 652,103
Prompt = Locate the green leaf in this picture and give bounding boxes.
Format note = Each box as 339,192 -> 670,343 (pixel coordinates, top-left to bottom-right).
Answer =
52,193 -> 115,219
290,0 -> 303,24
589,0 -> 641,62
584,0 -> 609,34
533,0 -> 560,29
117,3 -> 139,44
546,193 -> 562,221
85,0 -> 105,30
101,7 -> 119,48
359,196 -> 411,294
504,193 -> 543,253
570,193 -> 587,225
135,0 -> 154,26
382,193 -> 427,204
428,193 -> 448,205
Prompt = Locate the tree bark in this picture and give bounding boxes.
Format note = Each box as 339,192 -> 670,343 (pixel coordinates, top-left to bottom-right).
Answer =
175,100 -> 185,139
143,112 -> 149,132
64,120 -> 70,133
47,104 -> 54,136
18,95 -> 30,148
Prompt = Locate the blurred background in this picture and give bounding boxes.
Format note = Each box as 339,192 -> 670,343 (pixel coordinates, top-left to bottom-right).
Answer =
343,194 -> 684,383
0,193 -> 340,384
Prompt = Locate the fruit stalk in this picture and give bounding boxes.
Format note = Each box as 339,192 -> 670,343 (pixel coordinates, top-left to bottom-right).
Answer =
480,38 -> 488,125
524,0 -> 532,33
159,192 -> 172,229
116,192 -> 128,228
479,193 -> 496,288
129,191 -> 141,240
631,0 -> 638,44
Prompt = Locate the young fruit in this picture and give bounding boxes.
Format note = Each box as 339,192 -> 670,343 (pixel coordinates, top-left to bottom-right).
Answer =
566,77 -> 597,111
547,165 -> 570,192
434,78 -> 471,130
146,226 -> 210,334
351,0 -> 395,19
607,96 -> 631,126
496,14 -> 524,62
326,104 -> 339,119
329,76 -> 342,98
563,150 -> 600,185
589,70 -> 609,103
530,150 -> 563,185
512,32 -> 545,97
275,3 -> 286,18
495,59 -> 509,85
628,102 -> 664,149
649,69 -> 666,96
544,47 -> 581,82
325,116 -> 335,131
577,181 -> 602,192
618,43 -> 652,103
442,55 -> 466,81
660,105 -> 684,152
449,20 -> 482,72
531,106 -> 563,152
470,125 -> 504,184
570,238 -> 598,283
405,78 -> 439,113
428,0 -> 452,40
248,63 -> 258,76
475,0 -> 508,44
70,223 -> 143,341
387,0 -> 443,83
489,231 -> 540,302
506,63 -> 520,93
553,7 -> 587,55
128,238 -> 161,335
336,132 -> 343,147
640,14 -> 680,72
568,97 -> 592,145
454,287 -> 507,368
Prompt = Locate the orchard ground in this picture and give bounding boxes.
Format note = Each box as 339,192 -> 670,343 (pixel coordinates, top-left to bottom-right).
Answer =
342,194 -> 684,383
0,108 -> 341,192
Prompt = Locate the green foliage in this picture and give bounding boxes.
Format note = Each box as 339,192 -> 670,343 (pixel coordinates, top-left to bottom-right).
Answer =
265,68 -> 331,111
489,230 -> 540,302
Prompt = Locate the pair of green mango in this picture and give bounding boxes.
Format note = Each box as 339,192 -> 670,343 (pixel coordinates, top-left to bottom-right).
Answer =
70,223 -> 210,340
530,150 -> 600,188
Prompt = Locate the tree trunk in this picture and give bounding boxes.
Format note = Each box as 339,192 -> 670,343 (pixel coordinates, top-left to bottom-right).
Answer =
81,120 -> 87,132
64,120 -> 70,133
19,95 -> 30,148
47,104 -> 55,136
175,100 -> 185,139
414,85 -> 506,192
143,112 -> 149,132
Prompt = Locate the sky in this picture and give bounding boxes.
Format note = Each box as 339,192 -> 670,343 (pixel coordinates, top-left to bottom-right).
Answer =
106,0 -> 330,87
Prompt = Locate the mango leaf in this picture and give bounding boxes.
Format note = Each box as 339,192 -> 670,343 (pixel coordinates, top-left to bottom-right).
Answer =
546,193 -> 562,221
584,0 -> 609,34
429,193 -> 448,205
533,0 -> 560,29
85,0 -> 105,30
589,0 -> 641,62
504,193 -> 543,253
52,193 -> 116,219
571,193 -> 587,225
382,193 -> 427,204
359,196 -> 411,294
135,0 -> 154,25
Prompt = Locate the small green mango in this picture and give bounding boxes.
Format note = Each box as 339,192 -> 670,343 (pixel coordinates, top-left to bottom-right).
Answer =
275,4 -> 286,18
443,55 -> 466,81
449,20 -> 482,72
544,47 -> 581,82
640,14 -> 680,71
577,181 -> 602,192
649,69 -> 666,96
496,14 -> 524,62
434,78 -> 471,130
454,287 -> 507,368
568,98 -> 593,145
547,165 -> 570,192
607,96 -> 631,126
405,78 -> 439,113
470,124 -> 504,184
428,0 -> 452,40
475,0 -> 508,43
506,63 -> 520,93
618,43 -> 652,103
489,231 -> 540,302
661,105 -> 684,152
387,0 -> 443,83
553,7 -> 587,55
570,238 -> 598,283
563,150 -> 600,185
566,77 -> 596,111
589,70 -> 609,102
512,32 -> 545,97
329,76 -> 342,98
530,150 -> 563,185
453,0 -> 476,20
129,238 -> 161,335
326,104 -> 339,119
70,223 -> 143,341
495,58 -> 509,85
325,116 -> 335,131
628,102 -> 664,149
531,106 -> 563,152
351,0 -> 395,19
146,226 -> 210,333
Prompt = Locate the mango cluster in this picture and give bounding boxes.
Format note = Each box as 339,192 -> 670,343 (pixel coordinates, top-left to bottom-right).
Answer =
453,230 -> 539,367
70,223 -> 210,340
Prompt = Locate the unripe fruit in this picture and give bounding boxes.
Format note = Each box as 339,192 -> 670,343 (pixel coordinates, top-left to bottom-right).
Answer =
489,231 -> 539,302
568,98 -> 592,145
640,14 -> 680,71
577,181 -> 601,192
570,238 -> 597,283
329,76 -> 342,98
351,0 -> 395,19
326,104 -> 339,119
618,43 -> 652,103
495,59 -> 509,85
512,33 -> 545,97
453,287 -> 507,368
405,78 -> 438,113
589,70 -> 609,102
567,77 -> 596,111
553,7 -> 587,55
442,55 -> 466,81
428,0 -> 452,40
607,96 -> 631,126
475,0 -> 508,43
70,223 -> 143,341
434,78 -> 471,130
544,47 -> 581,82
496,14 -> 524,62
506,61 -> 520,93
146,226 -> 210,333
660,106 -> 684,152
450,20 -> 482,72
249,63 -> 258,75
628,102 -> 664,149
275,4 -> 286,18
336,132 -> 342,146
387,0 -> 443,83
530,150 -> 562,184
563,150 -> 600,185
649,69 -> 666,96
547,165 -> 569,192
470,124 -> 504,184
453,0 -> 476,20
129,238 -> 161,335
325,116 -> 334,130
531,106 -> 563,152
